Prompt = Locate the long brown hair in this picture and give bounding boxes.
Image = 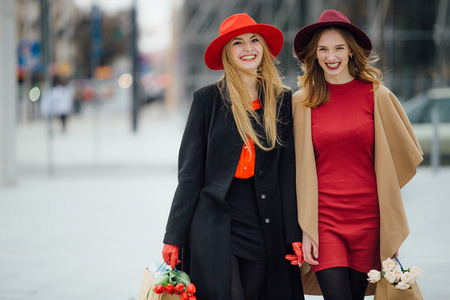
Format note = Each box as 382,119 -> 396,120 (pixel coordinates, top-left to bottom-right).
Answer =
217,33 -> 284,151
296,27 -> 383,108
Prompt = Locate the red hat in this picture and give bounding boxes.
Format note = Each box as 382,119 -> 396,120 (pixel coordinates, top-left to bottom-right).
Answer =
293,9 -> 372,62
204,13 -> 284,70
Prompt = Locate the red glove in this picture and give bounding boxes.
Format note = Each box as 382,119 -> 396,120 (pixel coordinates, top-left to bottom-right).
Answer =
162,243 -> 180,269
285,242 -> 304,266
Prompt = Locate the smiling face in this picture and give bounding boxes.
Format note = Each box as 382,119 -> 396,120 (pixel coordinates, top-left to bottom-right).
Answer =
316,29 -> 354,84
229,33 -> 264,73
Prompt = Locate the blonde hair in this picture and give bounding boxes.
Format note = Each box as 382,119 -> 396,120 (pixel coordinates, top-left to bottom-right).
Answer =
217,33 -> 284,151
296,27 -> 383,108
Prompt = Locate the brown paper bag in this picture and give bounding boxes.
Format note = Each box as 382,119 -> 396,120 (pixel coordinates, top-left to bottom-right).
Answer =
374,279 -> 423,300
138,268 -> 180,300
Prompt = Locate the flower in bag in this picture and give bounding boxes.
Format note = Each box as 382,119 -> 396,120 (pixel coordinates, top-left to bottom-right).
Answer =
396,281 -> 411,291
384,271 -> 397,284
382,257 -> 396,272
367,257 -> 422,291
410,266 -> 423,278
153,284 -> 166,294
401,271 -> 416,285
180,291 -> 188,300
367,270 -> 381,283
165,283 -> 175,294
174,283 -> 185,295
186,283 -> 196,295
148,263 -> 197,300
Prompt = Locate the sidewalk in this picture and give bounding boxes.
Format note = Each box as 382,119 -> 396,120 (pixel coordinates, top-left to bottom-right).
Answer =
1,103 -> 186,300
14,101 -> 186,177
1,102 -> 449,299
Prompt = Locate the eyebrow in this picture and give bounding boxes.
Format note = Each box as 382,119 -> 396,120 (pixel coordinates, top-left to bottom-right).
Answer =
232,35 -> 257,41
317,44 -> 346,48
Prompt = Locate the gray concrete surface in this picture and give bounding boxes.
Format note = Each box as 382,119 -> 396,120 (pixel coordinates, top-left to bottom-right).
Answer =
1,102 -> 449,299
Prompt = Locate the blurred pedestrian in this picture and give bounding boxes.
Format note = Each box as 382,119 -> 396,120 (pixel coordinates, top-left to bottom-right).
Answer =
291,9 -> 423,299
161,13 -> 304,300
40,76 -> 75,132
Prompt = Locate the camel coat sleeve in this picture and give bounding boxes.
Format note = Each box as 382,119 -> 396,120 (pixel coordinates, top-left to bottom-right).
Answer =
292,84 -> 423,295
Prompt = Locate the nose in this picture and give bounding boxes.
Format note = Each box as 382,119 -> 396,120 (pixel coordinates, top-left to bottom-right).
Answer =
243,41 -> 252,51
327,50 -> 337,60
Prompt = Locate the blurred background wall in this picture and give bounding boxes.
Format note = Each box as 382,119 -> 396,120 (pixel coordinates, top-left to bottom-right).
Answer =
14,0 -> 450,117
2,0 -> 450,184
176,0 -> 449,100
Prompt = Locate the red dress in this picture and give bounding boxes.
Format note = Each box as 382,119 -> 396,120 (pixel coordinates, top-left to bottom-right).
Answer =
311,79 -> 380,273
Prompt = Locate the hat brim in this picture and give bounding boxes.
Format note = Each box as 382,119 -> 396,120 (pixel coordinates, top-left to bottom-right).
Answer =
293,21 -> 372,62
204,24 -> 284,70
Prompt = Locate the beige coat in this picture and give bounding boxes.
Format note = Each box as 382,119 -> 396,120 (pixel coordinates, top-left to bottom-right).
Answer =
292,84 -> 423,295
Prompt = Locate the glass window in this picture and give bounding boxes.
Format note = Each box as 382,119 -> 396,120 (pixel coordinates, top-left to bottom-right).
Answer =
421,99 -> 450,123
434,99 -> 450,123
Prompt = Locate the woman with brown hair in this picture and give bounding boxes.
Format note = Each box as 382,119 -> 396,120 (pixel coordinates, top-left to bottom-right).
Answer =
161,13 -> 304,300
292,9 -> 423,299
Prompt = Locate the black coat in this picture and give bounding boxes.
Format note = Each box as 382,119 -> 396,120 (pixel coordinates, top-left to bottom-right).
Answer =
164,84 -> 304,300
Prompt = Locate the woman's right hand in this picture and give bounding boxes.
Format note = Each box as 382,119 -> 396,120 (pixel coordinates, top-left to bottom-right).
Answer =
302,232 -> 319,265
162,243 -> 180,269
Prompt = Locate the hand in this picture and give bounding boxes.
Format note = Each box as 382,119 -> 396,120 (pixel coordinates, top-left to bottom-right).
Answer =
302,232 -> 319,265
162,243 -> 179,269
292,242 -> 304,266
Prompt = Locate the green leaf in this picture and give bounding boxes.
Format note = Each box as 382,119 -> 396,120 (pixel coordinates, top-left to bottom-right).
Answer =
153,274 -> 170,286
178,270 -> 191,284
168,270 -> 178,284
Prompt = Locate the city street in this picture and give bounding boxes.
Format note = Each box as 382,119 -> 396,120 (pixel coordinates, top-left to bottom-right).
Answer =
1,102 -> 449,299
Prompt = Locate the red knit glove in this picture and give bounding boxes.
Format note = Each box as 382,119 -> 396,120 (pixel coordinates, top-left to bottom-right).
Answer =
285,242 -> 304,266
162,243 -> 180,269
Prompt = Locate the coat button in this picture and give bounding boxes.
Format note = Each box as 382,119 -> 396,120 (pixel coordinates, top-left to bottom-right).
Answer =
261,194 -> 266,199
265,218 -> 270,224
257,170 -> 264,177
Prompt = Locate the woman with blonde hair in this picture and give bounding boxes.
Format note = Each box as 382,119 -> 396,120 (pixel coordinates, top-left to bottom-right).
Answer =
161,13 -> 304,300
292,9 -> 423,299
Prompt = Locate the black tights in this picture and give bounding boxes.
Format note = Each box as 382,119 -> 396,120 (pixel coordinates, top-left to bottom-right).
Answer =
315,267 -> 369,300
230,255 -> 266,300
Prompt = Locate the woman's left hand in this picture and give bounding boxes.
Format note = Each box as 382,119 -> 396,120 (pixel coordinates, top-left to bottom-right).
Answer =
292,242 -> 304,266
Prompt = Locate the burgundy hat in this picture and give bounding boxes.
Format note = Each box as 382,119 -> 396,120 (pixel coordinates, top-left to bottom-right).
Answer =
204,13 -> 284,70
293,9 -> 372,62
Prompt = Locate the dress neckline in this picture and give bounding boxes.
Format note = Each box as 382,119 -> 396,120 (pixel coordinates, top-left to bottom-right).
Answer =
326,79 -> 363,93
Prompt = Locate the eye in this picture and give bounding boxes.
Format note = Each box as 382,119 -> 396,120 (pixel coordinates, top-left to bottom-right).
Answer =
232,41 -> 242,46
251,38 -> 259,43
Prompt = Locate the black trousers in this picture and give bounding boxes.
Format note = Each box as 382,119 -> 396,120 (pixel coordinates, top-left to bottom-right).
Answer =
230,254 -> 266,300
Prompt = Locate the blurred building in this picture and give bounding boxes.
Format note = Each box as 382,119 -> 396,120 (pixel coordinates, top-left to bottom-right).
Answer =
16,0 -> 135,122
14,0 -> 450,117
173,0 -> 450,102
16,0 -> 77,122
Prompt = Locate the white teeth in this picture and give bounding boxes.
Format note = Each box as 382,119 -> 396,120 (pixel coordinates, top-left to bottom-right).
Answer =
327,62 -> 339,68
241,55 -> 256,60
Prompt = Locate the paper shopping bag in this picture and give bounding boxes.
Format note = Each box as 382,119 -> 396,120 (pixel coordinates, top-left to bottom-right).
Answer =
374,278 -> 423,300
138,268 -> 179,300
